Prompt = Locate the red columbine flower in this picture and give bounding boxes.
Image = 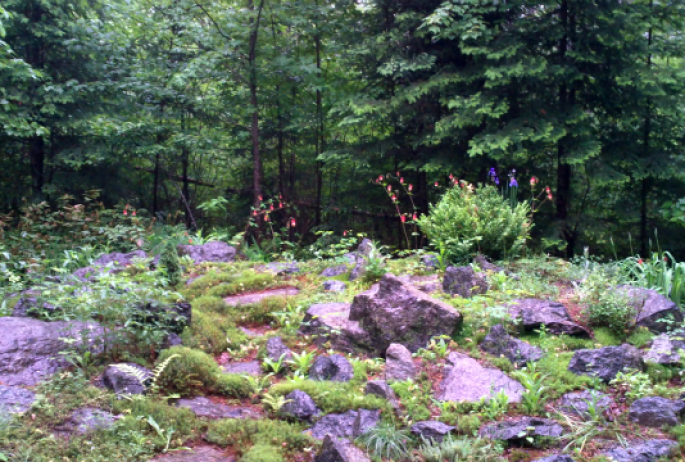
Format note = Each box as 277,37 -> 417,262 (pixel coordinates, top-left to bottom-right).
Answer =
291,218 -> 296,227
546,186 -> 551,194
638,258 -> 644,265
189,238 -> 193,244
265,215 -> 269,222
387,185 -> 392,192
400,177 -> 404,184
378,175 -> 384,181
279,195 -> 283,200
253,210 -> 257,216
413,213 -> 418,221
391,195 -> 397,202
396,171 -> 400,177
401,215 -> 406,223
258,195 -> 263,201
270,204 -> 274,210
449,174 -> 454,180
132,211 -> 136,217
434,182 -> 439,187
123,209 -> 128,216
343,230 -> 347,236
530,176 -> 537,186
547,194 -> 553,200
408,184 -> 413,191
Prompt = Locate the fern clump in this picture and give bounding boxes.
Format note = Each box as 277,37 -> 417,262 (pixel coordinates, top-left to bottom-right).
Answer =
417,183 -> 530,261
159,240 -> 182,286
154,346 -> 221,396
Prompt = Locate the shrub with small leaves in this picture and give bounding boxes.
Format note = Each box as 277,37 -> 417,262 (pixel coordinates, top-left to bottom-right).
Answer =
159,240 -> 182,286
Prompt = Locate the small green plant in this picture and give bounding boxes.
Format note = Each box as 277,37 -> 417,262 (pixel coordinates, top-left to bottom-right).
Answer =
418,435 -> 506,462
143,415 -> 185,453
261,392 -> 292,413
159,240 -> 182,286
243,373 -> 274,398
287,351 -> 316,376
610,370 -> 654,401
262,353 -> 288,374
363,243 -> 389,281
480,389 -> 509,421
356,421 -> 410,460
512,363 -> 548,415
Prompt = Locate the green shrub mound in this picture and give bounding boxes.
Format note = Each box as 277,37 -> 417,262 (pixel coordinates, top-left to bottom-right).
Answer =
418,184 -> 530,261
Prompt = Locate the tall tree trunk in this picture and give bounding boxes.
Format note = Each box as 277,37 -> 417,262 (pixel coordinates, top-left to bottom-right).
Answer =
641,11 -> 653,256
314,1 -> 324,226
248,0 -> 265,210
153,152 -> 161,215
29,136 -> 45,196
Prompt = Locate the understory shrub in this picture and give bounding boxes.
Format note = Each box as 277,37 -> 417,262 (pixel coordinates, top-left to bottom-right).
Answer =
417,183 -> 529,261
155,346 -> 221,396
205,418 -> 312,458
158,240 -> 182,286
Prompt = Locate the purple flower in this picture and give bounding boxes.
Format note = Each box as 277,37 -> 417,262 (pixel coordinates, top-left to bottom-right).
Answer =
489,167 -> 496,177
509,178 -> 518,187
495,177 -> 500,185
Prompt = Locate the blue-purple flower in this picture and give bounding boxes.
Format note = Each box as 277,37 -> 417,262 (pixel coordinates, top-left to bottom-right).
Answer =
495,177 -> 500,185
489,167 -> 496,177
509,178 -> 518,187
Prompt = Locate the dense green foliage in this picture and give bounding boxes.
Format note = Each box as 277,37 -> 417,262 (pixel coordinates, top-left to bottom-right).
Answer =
418,183 -> 530,260
1,0 -> 685,258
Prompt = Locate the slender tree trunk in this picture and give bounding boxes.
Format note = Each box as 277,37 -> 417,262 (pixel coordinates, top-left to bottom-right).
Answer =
28,137 -> 45,196
314,1 -> 324,226
248,0 -> 265,210
153,152 -> 161,215
641,12 -> 653,256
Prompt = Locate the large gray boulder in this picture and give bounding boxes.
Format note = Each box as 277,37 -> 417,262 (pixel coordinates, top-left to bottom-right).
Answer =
309,410 -> 359,440
508,299 -> 590,336
0,317 -> 106,386
102,363 -> 153,395
442,266 -> 488,298
644,334 -> 681,365
568,344 -> 644,383
349,273 -> 462,355
436,352 -> 524,403
281,390 -> 321,421
0,385 -> 36,414
310,355 -> 354,382
384,343 -> 417,381
177,241 -> 236,264
603,439 -> 677,462
93,250 -> 148,267
479,417 -> 563,442
315,435 -> 371,462
300,303 -> 372,353
616,285 -> 684,333
629,397 -> 685,428
353,408 -> 381,437
479,324 -> 544,367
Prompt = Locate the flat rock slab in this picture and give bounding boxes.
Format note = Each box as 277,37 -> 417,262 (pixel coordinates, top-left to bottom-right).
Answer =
508,299 -> 589,336
437,352 -> 523,403
0,385 -> 36,414
480,324 -> 544,367
559,391 -> 614,418
479,417 -> 563,442
568,344 -> 644,383
603,439 -> 677,462
54,408 -> 117,435
0,317 -> 106,386
629,396 -> 685,428
308,410 -> 358,440
321,265 -> 349,278
224,287 -> 299,306
222,361 -> 261,376
177,242 -> 237,264
316,435 -> 371,462
153,447 -> 236,462
176,397 -> 262,420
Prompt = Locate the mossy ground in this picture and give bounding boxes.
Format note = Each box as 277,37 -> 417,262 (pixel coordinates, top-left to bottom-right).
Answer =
2,255 -> 684,461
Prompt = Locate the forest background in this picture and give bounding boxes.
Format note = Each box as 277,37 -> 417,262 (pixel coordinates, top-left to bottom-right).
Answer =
2,0 -> 685,259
